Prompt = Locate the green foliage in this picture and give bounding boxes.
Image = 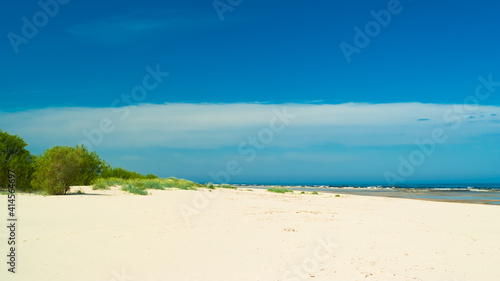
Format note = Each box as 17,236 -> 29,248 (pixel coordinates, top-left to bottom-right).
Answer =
92,178 -> 114,190
300,191 -> 306,194
121,184 -> 148,195
267,187 -> 293,194
0,130 -> 35,192
1,130 -> 197,196
130,179 -> 163,190
220,184 -> 237,189
31,145 -> 103,195
73,145 -> 104,185
100,164 -> 158,180
160,177 -> 199,190
312,191 -> 319,195
32,146 -> 83,195
144,174 -> 158,179
92,177 -> 200,194
206,183 -> 215,189
335,194 -> 340,197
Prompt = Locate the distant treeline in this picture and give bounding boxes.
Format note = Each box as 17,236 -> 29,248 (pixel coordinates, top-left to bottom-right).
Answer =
0,129 -> 159,195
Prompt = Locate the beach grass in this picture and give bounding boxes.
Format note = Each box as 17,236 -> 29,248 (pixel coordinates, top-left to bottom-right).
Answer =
219,184 -> 237,189
121,184 -> 148,195
91,177 -> 203,195
267,187 -> 293,194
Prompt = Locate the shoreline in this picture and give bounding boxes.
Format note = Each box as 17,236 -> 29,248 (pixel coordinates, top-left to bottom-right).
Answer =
236,185 -> 500,206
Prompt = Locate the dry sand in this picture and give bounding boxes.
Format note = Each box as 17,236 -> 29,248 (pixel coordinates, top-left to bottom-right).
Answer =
1,186 -> 499,281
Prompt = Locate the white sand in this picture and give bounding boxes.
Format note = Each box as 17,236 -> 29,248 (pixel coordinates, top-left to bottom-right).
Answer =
1,186 -> 499,281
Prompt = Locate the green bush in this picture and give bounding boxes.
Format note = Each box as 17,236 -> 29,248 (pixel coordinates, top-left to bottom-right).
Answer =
312,191 -> 319,195
100,165 -> 158,180
32,146 -> 83,195
73,145 -> 104,185
144,174 -> 159,179
0,130 -> 36,192
267,187 -> 293,194
31,145 -> 102,195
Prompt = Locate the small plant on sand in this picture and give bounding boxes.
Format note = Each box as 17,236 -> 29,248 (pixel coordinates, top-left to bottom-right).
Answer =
206,183 -> 215,189
335,194 -> 340,197
132,179 -> 164,190
268,187 -> 293,194
121,184 -> 148,195
92,178 -> 111,190
300,191 -> 306,194
92,177 -> 127,190
311,191 -> 319,195
76,190 -> 85,194
220,184 -> 237,189
160,177 -> 199,190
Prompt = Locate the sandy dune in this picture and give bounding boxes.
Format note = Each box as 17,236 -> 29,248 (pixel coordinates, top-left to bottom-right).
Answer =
1,186 -> 499,281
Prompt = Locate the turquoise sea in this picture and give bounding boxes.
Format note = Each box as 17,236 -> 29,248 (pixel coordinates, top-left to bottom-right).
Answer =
237,184 -> 500,205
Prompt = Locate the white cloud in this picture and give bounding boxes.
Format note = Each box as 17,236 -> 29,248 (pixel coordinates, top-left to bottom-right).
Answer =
1,102 -> 499,151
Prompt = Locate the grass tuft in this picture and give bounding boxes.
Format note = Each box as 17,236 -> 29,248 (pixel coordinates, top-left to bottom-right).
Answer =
268,187 -> 293,194
91,177 -> 201,195
220,184 -> 237,189
121,184 -> 148,195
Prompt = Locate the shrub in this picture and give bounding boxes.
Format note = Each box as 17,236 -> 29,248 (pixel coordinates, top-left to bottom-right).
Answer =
268,187 -> 293,194
312,191 -> 319,195
144,174 -> 159,179
100,165 -> 158,180
0,130 -> 36,192
73,145 -> 104,185
32,145 -> 100,195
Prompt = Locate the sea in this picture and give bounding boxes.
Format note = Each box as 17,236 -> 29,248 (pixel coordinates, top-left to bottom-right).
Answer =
235,183 -> 500,205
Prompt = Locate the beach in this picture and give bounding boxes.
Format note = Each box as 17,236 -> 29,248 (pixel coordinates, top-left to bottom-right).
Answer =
1,187 -> 500,281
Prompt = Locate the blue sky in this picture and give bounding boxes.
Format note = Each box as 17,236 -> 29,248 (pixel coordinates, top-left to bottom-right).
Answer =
1,0 -> 500,184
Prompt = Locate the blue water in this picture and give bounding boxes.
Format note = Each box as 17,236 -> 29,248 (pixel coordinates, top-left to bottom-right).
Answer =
236,183 -> 500,205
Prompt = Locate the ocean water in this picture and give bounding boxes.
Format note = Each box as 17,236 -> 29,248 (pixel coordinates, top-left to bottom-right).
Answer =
237,183 -> 500,205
